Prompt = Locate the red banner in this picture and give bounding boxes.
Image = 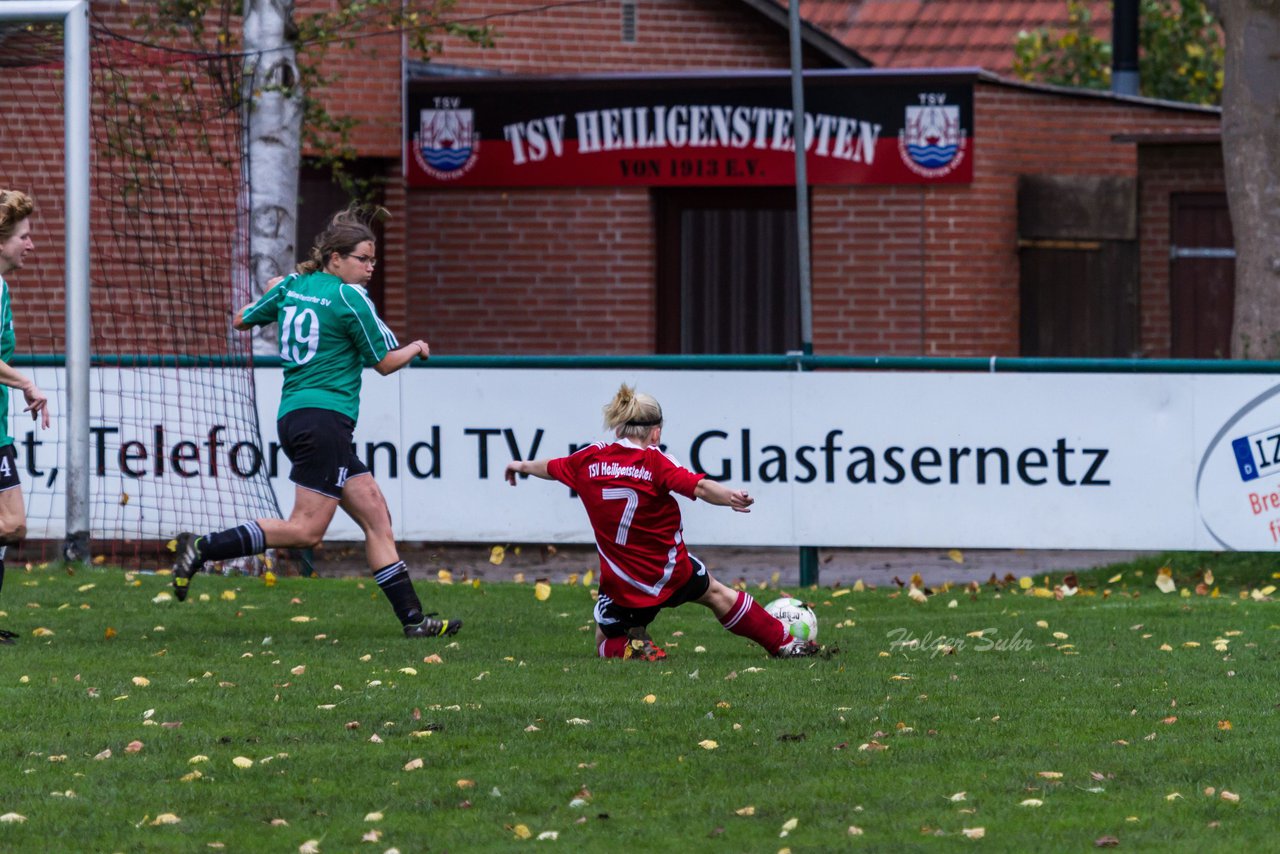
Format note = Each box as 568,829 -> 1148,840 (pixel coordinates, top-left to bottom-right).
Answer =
405,71 -> 975,188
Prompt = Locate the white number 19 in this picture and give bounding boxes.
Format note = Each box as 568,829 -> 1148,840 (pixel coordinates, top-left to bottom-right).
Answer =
279,305 -> 320,364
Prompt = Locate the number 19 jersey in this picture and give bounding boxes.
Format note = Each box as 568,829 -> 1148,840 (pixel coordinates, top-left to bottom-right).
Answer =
547,439 -> 706,609
241,271 -> 397,422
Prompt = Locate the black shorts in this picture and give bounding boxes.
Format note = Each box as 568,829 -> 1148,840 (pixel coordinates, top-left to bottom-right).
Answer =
0,445 -> 18,493
594,555 -> 711,638
277,408 -> 369,500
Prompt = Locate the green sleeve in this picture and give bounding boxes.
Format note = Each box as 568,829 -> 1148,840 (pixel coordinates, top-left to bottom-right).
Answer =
339,283 -> 398,367
241,276 -> 292,327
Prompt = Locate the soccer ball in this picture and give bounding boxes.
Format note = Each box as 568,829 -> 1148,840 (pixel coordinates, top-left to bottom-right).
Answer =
764,597 -> 818,642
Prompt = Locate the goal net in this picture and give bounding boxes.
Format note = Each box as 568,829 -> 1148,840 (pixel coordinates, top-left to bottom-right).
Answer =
0,6 -> 282,569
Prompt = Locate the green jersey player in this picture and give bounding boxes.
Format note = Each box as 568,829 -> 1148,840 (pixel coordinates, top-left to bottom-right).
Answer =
170,208 -> 460,640
0,190 -> 52,645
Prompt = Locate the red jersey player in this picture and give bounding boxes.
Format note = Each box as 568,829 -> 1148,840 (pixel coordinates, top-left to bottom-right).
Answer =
504,384 -> 823,661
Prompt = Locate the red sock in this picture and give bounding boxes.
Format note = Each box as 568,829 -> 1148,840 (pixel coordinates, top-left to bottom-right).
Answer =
599,635 -> 630,658
719,590 -> 790,654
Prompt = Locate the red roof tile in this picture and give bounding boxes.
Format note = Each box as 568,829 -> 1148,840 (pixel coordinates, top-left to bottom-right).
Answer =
782,0 -> 1111,75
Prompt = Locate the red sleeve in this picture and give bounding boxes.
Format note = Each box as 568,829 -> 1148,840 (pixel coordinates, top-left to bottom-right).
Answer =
651,449 -> 705,499
546,455 -> 575,489
546,444 -> 599,490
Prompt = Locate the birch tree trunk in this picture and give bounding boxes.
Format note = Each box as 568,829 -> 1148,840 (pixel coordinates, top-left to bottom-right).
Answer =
241,0 -> 302,355
1212,0 -> 1280,358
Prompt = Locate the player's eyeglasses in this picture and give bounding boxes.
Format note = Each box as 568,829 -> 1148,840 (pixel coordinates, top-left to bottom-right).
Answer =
345,253 -> 377,268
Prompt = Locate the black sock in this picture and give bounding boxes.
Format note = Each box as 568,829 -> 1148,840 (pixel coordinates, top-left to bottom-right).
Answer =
373,561 -> 423,626
197,522 -> 266,563
0,556 -> 5,599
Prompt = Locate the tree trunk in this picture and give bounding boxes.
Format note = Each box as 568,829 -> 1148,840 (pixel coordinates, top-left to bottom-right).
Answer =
1215,0 -> 1280,358
241,0 -> 302,355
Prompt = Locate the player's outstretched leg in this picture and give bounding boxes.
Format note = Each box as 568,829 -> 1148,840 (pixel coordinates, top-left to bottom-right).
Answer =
170,532 -> 206,602
704,581 -> 827,658
402,613 -> 463,639
171,522 -> 266,602
773,638 -> 824,657
374,560 -> 462,639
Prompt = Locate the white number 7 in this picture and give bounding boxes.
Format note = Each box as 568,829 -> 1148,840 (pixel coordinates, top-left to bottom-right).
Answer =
601,487 -> 639,545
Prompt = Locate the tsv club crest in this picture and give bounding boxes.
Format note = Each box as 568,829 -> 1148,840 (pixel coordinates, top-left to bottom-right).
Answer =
898,102 -> 967,178
414,107 -> 480,180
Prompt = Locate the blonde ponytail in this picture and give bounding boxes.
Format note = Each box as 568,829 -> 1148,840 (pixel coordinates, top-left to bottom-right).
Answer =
603,384 -> 663,440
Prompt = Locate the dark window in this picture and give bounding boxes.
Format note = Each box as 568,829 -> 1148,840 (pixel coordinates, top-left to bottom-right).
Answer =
1169,192 -> 1234,358
655,188 -> 801,354
1017,176 -> 1138,357
1019,240 -> 1138,357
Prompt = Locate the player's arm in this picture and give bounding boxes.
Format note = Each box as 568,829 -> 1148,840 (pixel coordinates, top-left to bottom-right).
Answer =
374,340 -> 428,376
694,478 -> 753,513
236,276 -> 290,330
505,458 -> 554,484
0,359 -> 50,429
232,305 -> 255,331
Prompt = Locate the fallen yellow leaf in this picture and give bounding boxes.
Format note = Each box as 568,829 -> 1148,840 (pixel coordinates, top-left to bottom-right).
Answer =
698,739 -> 719,750
489,546 -> 506,565
735,806 -> 756,816
232,756 -> 253,768
534,582 -> 552,601
150,813 -> 181,826
403,758 -> 424,771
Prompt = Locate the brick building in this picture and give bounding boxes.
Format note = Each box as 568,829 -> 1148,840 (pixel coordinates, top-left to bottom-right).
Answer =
2,0 -> 1229,359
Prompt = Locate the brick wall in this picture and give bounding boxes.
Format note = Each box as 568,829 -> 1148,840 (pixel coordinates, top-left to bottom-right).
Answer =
805,85 -> 1221,357
1,2 -> 1228,359
390,0 -> 832,347
405,188 -> 656,352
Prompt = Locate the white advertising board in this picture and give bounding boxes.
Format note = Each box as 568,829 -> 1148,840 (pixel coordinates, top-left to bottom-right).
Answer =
15,368 -> 1280,550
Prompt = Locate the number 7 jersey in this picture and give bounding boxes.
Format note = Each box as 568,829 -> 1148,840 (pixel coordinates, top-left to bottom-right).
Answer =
547,439 -> 706,608
241,271 -> 398,422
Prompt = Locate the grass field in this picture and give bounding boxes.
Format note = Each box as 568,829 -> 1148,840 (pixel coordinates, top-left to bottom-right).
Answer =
0,554 -> 1276,853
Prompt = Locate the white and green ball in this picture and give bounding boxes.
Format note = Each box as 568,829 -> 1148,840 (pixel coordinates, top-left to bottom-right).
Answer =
764,597 -> 818,642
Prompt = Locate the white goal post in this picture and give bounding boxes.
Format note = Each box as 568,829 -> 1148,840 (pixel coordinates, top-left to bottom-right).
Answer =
1,1 -> 91,560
